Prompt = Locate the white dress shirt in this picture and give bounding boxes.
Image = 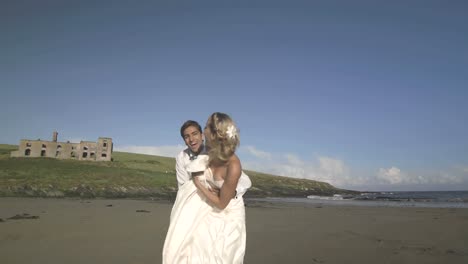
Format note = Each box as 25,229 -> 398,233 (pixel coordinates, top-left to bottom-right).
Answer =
175,148 -> 251,197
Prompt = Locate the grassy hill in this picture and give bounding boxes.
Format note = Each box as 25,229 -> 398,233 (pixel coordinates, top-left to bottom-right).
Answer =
0,144 -> 357,199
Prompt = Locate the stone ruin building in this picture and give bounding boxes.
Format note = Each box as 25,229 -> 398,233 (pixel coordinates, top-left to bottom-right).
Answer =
10,131 -> 113,161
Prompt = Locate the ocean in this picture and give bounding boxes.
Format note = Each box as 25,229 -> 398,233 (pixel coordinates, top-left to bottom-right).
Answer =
248,191 -> 468,208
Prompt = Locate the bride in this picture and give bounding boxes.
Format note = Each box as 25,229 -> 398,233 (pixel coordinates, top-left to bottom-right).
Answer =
163,112 -> 246,264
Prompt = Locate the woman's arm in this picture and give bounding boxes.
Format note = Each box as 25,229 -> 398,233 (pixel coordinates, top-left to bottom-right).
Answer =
193,157 -> 241,210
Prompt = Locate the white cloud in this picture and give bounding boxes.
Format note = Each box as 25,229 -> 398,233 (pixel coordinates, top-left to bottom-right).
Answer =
373,166 -> 468,189
241,149 -> 353,188
437,172 -> 463,184
377,167 -> 403,184
240,145 -> 468,191
244,145 -> 272,160
317,157 -> 346,180
285,153 -> 304,166
115,145 -> 185,158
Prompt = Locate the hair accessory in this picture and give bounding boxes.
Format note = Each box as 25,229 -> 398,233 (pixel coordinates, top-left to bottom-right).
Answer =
226,125 -> 237,139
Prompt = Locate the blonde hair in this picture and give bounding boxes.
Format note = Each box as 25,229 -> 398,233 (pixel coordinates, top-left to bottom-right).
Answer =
206,112 -> 240,165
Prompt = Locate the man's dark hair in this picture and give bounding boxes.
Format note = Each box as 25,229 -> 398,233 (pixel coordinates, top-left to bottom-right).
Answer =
180,120 -> 202,138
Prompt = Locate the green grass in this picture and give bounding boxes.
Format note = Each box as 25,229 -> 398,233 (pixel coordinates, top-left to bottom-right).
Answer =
0,144 -> 18,158
0,145 -> 357,199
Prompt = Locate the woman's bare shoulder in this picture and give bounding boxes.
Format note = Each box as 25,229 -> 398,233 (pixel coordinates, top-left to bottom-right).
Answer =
228,154 -> 241,166
227,155 -> 241,177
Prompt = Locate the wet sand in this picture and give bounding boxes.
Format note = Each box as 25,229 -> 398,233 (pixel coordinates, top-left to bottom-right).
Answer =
1,198 -> 467,264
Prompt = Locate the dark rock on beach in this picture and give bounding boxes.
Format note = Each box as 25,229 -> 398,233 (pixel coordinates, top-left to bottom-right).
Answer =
8,213 -> 39,220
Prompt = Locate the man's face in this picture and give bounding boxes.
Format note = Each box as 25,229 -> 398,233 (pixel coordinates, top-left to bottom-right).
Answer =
183,125 -> 203,154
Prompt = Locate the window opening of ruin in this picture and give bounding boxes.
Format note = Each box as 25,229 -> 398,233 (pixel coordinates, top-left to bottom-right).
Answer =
102,153 -> 107,158
41,150 -> 46,157
84,146 -> 88,151
90,152 -> 95,158
42,144 -> 46,148
103,142 -> 107,147
25,149 -> 31,156
82,152 -> 88,158
26,142 -> 32,147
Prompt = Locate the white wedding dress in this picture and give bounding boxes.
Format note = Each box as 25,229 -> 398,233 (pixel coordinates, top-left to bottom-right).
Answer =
162,168 -> 246,264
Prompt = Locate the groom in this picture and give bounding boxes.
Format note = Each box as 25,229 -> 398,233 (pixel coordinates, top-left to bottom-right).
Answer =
175,120 -> 251,198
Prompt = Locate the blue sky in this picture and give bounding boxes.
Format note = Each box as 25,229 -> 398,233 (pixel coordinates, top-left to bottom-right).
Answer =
2,0 -> 468,191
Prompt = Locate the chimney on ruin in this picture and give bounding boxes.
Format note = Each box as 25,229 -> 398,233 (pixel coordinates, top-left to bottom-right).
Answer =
53,131 -> 58,142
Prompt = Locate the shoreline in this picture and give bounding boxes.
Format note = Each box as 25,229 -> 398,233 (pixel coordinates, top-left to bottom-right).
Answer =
1,197 -> 467,264
248,197 -> 468,209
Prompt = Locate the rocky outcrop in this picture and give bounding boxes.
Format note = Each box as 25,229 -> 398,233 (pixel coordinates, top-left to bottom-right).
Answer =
0,183 -> 356,200
0,184 -> 177,200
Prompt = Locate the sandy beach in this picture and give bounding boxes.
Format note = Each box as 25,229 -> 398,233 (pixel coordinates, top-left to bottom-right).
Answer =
1,198 -> 467,264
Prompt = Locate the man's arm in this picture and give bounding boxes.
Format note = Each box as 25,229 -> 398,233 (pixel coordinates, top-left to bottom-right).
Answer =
175,151 -> 190,188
